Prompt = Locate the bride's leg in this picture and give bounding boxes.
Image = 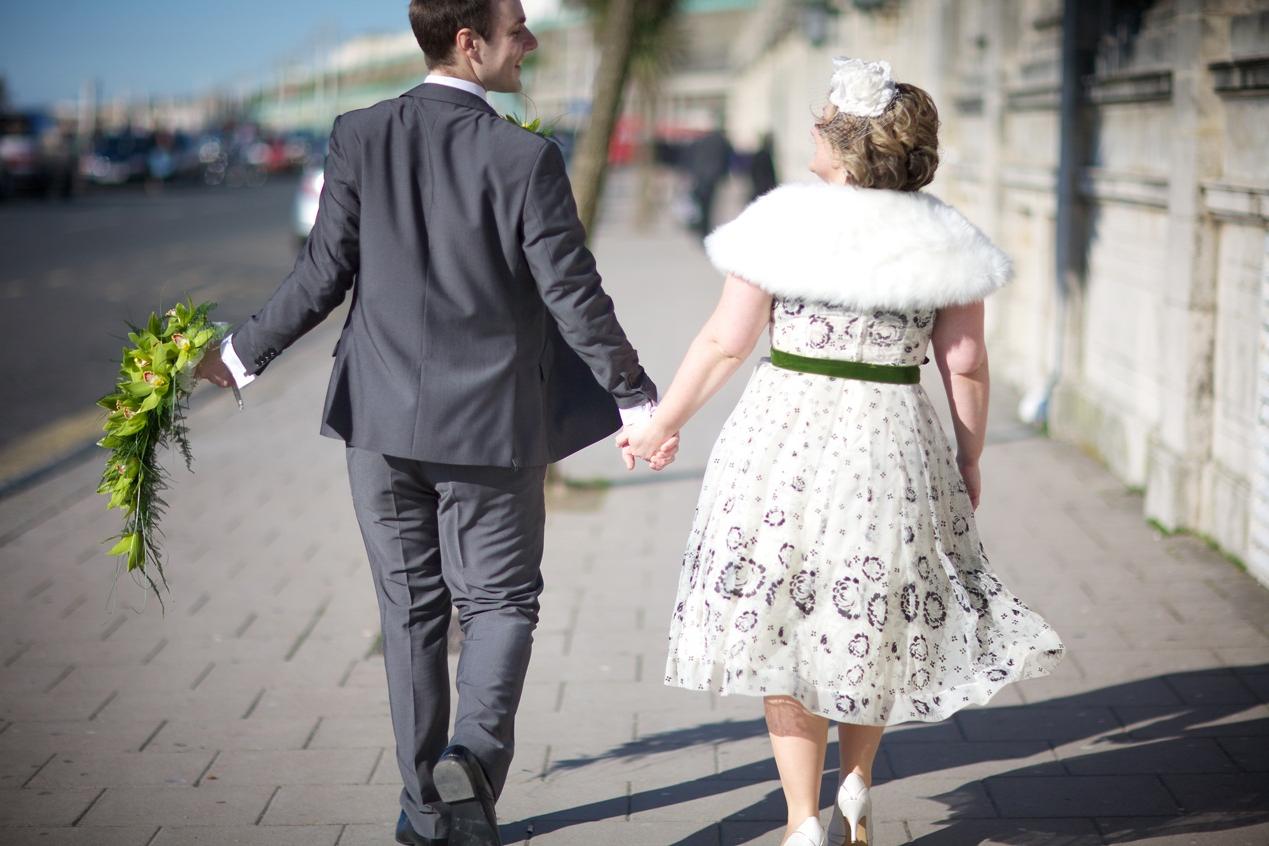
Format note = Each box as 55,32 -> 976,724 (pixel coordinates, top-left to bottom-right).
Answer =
836,723 -> 884,786
827,724 -> 884,845
765,695 -> 830,837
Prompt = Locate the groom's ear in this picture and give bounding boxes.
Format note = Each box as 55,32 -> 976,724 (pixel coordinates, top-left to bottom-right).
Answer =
456,26 -> 482,61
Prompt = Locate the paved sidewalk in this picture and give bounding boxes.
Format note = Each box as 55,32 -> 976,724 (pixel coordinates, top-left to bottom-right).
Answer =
2,210 -> 1268,845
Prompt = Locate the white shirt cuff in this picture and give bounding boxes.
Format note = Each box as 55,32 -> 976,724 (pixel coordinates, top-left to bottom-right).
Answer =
619,401 -> 657,429
220,334 -> 256,389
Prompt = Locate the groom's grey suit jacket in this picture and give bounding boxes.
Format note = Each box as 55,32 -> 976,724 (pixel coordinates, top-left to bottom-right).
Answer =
230,82 -> 656,467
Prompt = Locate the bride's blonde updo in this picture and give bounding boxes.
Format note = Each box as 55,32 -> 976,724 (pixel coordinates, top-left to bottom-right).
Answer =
815,82 -> 940,192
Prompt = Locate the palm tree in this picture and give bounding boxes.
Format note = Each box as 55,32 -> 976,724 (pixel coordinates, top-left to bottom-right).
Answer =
566,0 -> 681,237
630,7 -> 687,229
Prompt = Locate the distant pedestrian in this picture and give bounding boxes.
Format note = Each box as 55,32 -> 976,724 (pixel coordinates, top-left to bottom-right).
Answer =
749,131 -> 778,199
686,122 -> 733,238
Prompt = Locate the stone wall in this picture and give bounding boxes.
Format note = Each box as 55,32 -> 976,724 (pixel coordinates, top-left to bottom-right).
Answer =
727,0 -> 1269,582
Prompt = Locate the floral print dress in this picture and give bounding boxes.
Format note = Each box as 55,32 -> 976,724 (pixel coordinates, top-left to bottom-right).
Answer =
663,298 -> 1065,724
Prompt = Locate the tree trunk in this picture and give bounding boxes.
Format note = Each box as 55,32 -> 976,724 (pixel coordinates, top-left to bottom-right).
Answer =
570,0 -> 639,237
634,80 -> 660,231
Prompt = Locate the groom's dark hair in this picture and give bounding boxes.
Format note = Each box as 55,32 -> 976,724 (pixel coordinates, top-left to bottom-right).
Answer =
409,0 -> 494,70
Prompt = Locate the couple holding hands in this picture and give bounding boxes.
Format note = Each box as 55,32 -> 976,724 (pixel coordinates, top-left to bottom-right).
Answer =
197,2 -> 1062,844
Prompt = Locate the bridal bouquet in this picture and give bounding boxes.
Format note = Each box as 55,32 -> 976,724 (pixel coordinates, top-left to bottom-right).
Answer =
96,301 -> 226,600
503,112 -> 554,138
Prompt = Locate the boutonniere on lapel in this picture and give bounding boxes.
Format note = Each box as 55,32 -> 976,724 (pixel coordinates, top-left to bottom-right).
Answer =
503,112 -> 554,138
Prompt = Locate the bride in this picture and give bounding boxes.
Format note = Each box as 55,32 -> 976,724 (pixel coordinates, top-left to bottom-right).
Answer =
622,58 -> 1064,845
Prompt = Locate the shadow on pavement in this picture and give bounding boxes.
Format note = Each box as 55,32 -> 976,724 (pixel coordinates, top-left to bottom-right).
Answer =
505,664 -> 1269,844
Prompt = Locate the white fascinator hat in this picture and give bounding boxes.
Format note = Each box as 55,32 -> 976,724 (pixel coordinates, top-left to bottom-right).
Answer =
827,56 -> 897,118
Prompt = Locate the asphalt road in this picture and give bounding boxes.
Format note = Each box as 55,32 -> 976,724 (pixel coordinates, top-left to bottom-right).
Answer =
0,177 -> 306,465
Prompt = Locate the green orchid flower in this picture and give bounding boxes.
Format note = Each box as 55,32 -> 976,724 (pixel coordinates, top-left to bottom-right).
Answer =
112,412 -> 150,437
97,457 -> 141,494
138,391 -> 163,413
97,392 -> 126,411
106,485 -> 133,511
105,404 -> 139,426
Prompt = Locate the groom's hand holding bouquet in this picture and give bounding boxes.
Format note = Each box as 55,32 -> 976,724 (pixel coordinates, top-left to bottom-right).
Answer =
193,346 -> 234,388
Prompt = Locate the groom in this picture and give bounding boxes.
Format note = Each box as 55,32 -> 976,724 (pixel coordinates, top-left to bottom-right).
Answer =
197,1 -> 675,844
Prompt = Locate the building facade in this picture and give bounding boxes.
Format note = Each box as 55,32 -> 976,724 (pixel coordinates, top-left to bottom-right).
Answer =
245,0 -> 759,137
726,0 -> 1268,581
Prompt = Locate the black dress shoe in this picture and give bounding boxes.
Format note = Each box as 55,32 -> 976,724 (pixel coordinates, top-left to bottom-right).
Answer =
396,809 -> 448,846
433,745 -> 500,846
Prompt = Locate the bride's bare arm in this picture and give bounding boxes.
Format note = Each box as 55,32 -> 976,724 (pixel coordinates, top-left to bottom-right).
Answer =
931,301 -> 989,508
624,274 -> 772,457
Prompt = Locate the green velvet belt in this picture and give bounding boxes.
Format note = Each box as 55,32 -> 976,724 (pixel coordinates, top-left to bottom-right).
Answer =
770,348 -> 921,385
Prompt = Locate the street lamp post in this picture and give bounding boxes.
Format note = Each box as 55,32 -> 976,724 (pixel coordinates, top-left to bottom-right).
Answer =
798,0 -> 840,48
799,0 -> 889,47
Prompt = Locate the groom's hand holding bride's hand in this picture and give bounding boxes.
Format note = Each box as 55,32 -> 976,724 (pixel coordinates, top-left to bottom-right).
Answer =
616,423 -> 680,472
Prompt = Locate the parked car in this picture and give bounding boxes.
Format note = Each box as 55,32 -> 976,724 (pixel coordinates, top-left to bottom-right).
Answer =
80,132 -> 153,186
0,111 -> 75,199
281,130 -> 318,170
292,137 -> 328,246
200,125 -> 273,188
146,131 -> 201,183
246,136 -> 292,175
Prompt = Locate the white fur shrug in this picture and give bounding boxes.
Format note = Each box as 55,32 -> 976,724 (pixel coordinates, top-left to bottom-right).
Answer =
703,182 -> 1012,311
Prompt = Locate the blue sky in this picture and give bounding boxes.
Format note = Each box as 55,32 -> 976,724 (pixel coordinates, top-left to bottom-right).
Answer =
0,0 -> 561,109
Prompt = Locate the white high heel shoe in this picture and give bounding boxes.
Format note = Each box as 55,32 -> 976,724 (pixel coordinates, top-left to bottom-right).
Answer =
784,815 -> 827,846
833,772 -> 871,845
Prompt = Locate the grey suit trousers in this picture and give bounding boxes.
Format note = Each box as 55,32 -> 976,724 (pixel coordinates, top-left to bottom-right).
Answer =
346,447 -> 547,839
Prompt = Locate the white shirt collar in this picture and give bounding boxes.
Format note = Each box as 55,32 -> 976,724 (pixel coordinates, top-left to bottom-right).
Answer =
423,73 -> 488,102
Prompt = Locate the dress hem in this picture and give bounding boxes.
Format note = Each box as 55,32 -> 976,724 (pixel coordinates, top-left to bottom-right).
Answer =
663,634 -> 1064,726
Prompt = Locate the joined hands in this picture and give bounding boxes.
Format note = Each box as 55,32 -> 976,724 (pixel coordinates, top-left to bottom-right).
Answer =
617,422 -> 680,472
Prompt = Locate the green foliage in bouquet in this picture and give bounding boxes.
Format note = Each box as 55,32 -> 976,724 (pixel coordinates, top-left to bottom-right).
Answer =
97,301 -> 225,601
503,111 -> 555,138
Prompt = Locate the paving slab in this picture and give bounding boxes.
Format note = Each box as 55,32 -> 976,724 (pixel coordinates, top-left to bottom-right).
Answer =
202,748 -> 382,786
886,739 -> 1062,779
258,784 -> 400,826
149,824 -> 342,845
905,817 -> 1104,845
26,750 -> 215,789
79,784 -> 275,827
1097,814 -> 1269,845
0,786 -> 103,826
986,773 -> 1181,817
0,826 -> 158,846
1052,736 -> 1240,775
723,819 -> 910,845
305,716 -> 396,751
0,719 -> 162,756
143,717 -> 321,753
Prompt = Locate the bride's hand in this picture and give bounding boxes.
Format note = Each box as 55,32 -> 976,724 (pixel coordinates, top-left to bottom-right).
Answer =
647,431 -> 681,471
958,456 -> 981,510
